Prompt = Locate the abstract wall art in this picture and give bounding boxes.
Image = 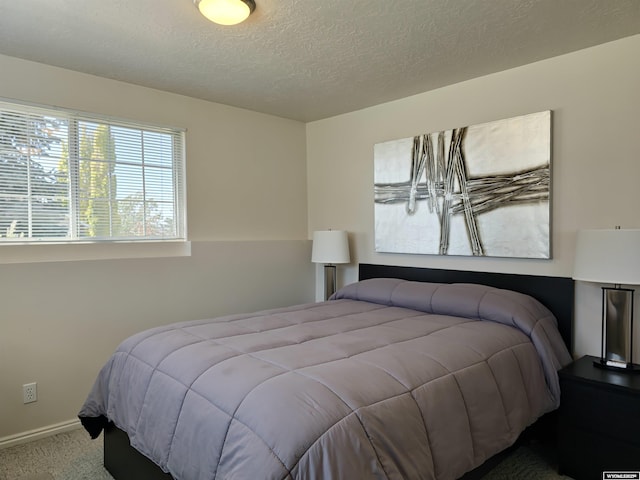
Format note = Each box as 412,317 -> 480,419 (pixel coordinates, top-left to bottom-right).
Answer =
374,111 -> 551,258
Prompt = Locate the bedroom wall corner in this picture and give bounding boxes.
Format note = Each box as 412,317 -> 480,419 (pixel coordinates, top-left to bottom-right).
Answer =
0,54 -> 312,441
305,34 -> 640,361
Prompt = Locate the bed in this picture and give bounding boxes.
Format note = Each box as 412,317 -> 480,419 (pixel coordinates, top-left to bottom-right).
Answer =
78,264 -> 574,480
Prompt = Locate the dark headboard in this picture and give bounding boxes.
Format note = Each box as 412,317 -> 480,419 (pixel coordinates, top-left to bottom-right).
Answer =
359,264 -> 574,351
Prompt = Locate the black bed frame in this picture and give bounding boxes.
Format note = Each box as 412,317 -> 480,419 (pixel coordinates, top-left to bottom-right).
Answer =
103,264 -> 574,480
358,264 -> 574,348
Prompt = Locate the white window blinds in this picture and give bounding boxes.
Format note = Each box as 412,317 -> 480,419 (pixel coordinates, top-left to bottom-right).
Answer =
0,99 -> 185,243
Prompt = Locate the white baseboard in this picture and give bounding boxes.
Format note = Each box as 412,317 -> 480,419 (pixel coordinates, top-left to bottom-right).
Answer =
0,419 -> 82,450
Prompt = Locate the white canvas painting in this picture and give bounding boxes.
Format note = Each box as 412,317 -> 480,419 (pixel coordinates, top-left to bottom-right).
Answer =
374,111 -> 551,258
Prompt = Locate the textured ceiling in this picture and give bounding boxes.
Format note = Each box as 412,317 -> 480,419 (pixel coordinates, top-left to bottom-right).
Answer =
0,0 -> 639,122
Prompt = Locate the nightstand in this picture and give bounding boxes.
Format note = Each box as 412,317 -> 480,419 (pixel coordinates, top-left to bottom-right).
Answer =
558,355 -> 640,480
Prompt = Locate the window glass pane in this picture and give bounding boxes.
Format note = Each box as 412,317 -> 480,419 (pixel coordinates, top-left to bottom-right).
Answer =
0,158 -> 28,195
32,200 -> 69,238
117,198 -> 173,238
143,131 -> 174,167
0,198 -> 27,238
111,126 -> 143,165
115,163 -> 144,196
145,167 -> 175,204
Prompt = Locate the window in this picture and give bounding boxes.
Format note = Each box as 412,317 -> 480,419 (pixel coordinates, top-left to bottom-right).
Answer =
0,99 -> 186,244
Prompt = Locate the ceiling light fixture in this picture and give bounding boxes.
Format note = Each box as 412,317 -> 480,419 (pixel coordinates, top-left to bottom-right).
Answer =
194,0 -> 256,26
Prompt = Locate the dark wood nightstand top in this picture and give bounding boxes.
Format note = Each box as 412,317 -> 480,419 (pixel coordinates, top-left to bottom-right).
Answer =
559,355 -> 640,394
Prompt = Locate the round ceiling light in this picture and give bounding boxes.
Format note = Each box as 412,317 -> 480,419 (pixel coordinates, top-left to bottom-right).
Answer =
194,0 -> 256,26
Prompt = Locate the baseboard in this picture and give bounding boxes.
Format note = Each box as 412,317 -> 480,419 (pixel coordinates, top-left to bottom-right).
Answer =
0,419 -> 82,450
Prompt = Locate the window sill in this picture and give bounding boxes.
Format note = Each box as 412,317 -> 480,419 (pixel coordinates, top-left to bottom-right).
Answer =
0,241 -> 191,264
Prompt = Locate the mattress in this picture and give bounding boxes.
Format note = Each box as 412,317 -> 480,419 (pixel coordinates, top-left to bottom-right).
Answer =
79,278 -> 572,480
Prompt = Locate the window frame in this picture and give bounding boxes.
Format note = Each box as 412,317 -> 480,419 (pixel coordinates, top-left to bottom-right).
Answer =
0,97 -> 188,263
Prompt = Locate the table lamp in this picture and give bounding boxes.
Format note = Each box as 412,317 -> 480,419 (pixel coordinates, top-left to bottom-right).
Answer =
312,230 -> 350,300
573,227 -> 640,372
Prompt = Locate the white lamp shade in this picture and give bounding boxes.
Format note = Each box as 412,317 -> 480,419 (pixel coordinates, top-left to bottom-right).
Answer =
196,0 -> 254,25
573,229 -> 640,285
311,230 -> 350,264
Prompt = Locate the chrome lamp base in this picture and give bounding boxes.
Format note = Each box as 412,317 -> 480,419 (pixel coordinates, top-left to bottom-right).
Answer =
323,264 -> 337,301
594,286 -> 639,374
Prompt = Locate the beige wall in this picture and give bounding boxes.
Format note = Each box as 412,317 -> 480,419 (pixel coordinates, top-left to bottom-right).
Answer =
306,35 -> 640,360
2,34 -> 640,443
0,55 -> 313,441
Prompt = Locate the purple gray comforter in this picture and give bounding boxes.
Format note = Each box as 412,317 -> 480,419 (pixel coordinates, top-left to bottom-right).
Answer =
79,278 -> 572,480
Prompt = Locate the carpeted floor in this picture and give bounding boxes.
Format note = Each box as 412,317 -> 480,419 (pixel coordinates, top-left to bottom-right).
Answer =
0,427 -> 572,480
481,443 -> 572,480
0,428 -> 112,480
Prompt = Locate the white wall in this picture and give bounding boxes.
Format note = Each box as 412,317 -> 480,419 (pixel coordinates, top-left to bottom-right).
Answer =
306,35 -> 640,360
0,55 -> 313,441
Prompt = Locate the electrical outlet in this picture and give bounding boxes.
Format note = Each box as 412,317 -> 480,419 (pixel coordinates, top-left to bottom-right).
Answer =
23,383 -> 37,404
